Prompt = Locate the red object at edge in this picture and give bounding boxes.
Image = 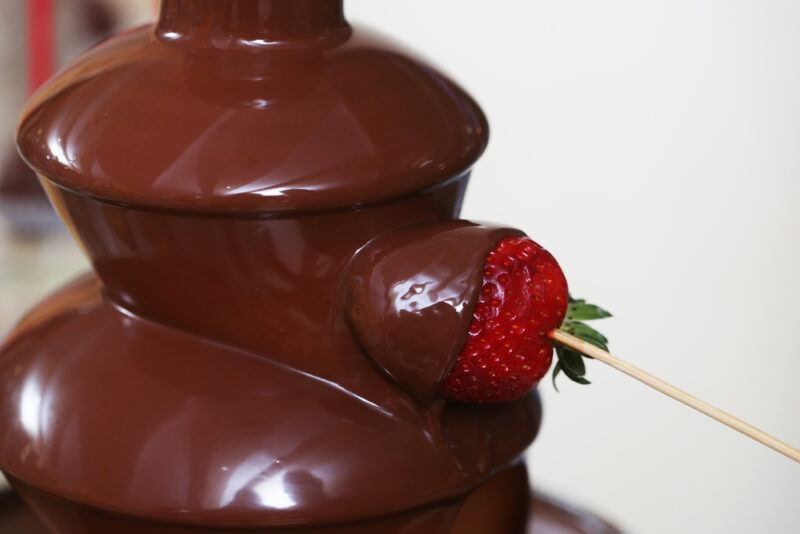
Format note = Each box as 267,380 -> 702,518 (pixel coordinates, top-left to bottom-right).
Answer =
27,0 -> 54,95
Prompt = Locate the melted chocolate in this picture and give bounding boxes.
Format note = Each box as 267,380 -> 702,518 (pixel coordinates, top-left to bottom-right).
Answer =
2,1 -> 547,532
0,487 -> 625,534
17,0 -> 488,213
0,273 -> 539,530
347,221 -> 522,401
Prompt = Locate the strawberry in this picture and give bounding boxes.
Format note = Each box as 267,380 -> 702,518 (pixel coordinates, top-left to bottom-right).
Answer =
441,236 -> 610,403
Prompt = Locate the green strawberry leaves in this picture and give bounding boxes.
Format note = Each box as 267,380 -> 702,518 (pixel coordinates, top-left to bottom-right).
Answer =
564,300 -> 612,322
551,296 -> 611,391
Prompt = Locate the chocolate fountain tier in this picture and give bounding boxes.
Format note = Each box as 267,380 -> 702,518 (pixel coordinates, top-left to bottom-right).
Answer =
18,0 -> 488,213
0,273 -> 540,530
0,489 -> 623,534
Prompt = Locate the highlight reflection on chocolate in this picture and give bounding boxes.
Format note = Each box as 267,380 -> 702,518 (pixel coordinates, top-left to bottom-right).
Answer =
0,1 -> 619,533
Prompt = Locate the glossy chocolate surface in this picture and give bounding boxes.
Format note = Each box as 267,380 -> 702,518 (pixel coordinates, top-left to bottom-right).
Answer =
2,1 -> 547,532
0,485 -> 623,534
17,0 -> 487,213
347,221 -> 522,401
0,268 -> 539,527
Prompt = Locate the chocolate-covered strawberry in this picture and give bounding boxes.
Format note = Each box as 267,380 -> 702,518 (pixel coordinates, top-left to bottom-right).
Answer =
441,236 -> 610,403
346,221 -> 609,404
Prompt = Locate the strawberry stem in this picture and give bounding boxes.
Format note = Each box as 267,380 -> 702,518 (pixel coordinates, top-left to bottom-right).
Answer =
551,296 -> 612,390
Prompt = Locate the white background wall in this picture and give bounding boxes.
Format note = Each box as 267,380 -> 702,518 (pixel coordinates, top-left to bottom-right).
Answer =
348,1 -> 800,533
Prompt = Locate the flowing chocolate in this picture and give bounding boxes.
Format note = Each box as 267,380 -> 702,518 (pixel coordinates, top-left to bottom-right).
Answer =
17,0 -> 487,213
1,1 -> 549,532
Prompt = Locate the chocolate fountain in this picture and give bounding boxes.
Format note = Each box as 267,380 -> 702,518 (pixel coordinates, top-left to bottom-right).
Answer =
0,1 -> 620,532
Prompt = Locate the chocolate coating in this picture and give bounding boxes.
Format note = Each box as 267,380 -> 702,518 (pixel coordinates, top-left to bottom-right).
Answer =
347,221 -> 522,401
0,177 -> 542,531
17,0 -> 488,213
2,1 -> 549,531
0,273 -> 539,528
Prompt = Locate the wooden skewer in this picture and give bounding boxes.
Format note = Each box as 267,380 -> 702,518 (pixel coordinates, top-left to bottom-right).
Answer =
549,329 -> 800,464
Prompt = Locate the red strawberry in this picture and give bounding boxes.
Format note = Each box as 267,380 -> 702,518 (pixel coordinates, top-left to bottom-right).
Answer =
441,236 -> 569,403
